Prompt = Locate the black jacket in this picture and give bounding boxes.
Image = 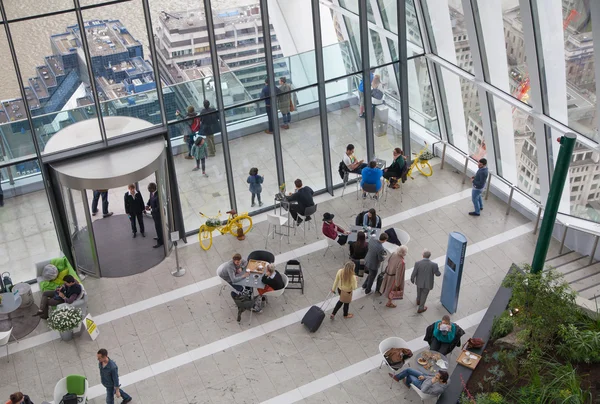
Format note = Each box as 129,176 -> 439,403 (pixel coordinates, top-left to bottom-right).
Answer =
147,191 -> 160,217
287,186 -> 314,211
200,107 -> 221,135
424,322 -> 466,354
349,241 -> 368,260
124,191 -> 145,215
262,270 -> 285,290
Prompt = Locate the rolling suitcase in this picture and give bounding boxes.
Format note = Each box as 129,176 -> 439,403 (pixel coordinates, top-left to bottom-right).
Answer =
301,292 -> 332,332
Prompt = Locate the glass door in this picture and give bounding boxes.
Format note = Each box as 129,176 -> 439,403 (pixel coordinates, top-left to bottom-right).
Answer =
157,157 -> 173,255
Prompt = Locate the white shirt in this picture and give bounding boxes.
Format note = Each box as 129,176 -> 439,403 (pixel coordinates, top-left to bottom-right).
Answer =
343,153 -> 356,169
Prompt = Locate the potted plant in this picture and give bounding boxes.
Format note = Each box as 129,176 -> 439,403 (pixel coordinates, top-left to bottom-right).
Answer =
47,305 -> 83,341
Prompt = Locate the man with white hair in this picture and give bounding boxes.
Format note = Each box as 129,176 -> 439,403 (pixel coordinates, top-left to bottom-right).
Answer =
410,249 -> 441,313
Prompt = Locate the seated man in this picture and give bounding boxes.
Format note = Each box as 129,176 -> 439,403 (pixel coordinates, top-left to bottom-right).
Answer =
343,144 -> 368,174
361,160 -> 384,199
286,178 -> 315,225
322,212 -> 350,245
218,253 -> 249,296
389,369 -> 449,396
35,275 -> 82,319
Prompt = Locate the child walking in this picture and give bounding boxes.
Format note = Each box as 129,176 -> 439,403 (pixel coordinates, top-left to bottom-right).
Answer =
191,136 -> 209,177
247,167 -> 264,207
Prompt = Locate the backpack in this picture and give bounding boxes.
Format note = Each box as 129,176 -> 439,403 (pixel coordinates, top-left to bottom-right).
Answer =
60,393 -> 78,404
190,117 -> 201,133
338,161 -> 348,180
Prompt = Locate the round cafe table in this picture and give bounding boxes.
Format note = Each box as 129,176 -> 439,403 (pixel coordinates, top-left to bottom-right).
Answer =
413,350 -> 449,375
0,292 -> 22,316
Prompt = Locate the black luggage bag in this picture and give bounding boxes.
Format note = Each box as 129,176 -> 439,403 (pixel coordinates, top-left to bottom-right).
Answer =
301,292 -> 332,332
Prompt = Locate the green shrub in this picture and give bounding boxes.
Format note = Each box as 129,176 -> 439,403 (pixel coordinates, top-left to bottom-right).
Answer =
459,392 -> 506,404
557,323 -> 600,363
490,311 -> 514,340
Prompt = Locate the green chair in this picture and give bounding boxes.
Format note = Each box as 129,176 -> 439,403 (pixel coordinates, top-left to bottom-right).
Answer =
53,374 -> 88,403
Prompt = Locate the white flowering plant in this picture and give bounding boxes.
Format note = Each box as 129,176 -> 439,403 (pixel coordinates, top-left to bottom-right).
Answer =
419,150 -> 435,161
47,306 -> 83,333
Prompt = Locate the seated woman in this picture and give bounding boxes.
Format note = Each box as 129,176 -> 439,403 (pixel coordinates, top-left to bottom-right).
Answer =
322,212 -> 350,245
349,231 -> 368,275
360,160 -> 384,199
424,315 -> 465,355
383,148 -> 406,188
254,264 -> 285,312
362,208 -> 381,229
389,369 -> 449,396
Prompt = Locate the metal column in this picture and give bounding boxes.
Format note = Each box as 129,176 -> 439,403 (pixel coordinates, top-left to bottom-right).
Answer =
311,0 -> 334,195
397,0 -> 411,158
203,0 -> 238,211
358,0 -> 375,160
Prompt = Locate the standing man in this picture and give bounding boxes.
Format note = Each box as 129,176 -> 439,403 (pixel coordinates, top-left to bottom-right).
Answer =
0,170 -> 4,207
261,77 -> 279,134
91,190 -> 113,218
146,182 -> 163,249
124,184 -> 145,238
362,232 -> 388,294
200,99 -> 219,157
277,77 -> 292,129
410,249 -> 441,313
469,158 -> 488,217
97,348 -> 132,404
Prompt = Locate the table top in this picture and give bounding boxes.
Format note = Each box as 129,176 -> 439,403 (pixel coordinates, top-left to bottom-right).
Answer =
233,273 -> 265,289
247,260 -> 268,274
348,225 -> 381,243
413,350 -> 449,375
0,292 -> 23,314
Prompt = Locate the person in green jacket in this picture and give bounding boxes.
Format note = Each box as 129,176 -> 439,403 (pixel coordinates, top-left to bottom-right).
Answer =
191,136 -> 209,177
383,147 -> 406,188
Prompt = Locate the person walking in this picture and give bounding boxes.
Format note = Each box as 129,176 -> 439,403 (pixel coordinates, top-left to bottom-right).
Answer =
358,71 -> 374,118
410,249 -> 441,313
146,182 -> 163,249
247,167 -> 264,207
176,105 -> 200,160
191,136 -> 209,177
469,158 -> 488,216
91,190 -> 113,218
277,77 -> 292,129
330,261 -> 358,319
349,230 -> 368,276
371,74 -> 384,118
200,99 -> 219,157
379,245 -> 407,308
362,232 -> 388,294
97,348 -> 132,404
124,184 -> 145,238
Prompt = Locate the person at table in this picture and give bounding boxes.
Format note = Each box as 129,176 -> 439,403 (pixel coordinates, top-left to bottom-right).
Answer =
330,261 -> 358,319
360,160 -> 384,200
286,178 -> 314,225
389,369 -> 449,396
362,208 -> 381,228
343,144 -> 367,174
424,315 -> 465,355
34,275 -> 82,319
322,212 -> 350,245
254,263 -> 285,312
383,147 -> 406,188
218,253 -> 249,295
361,232 -> 388,294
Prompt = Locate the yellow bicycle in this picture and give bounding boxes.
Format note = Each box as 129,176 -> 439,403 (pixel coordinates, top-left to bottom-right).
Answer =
198,210 -> 253,250
407,142 -> 434,179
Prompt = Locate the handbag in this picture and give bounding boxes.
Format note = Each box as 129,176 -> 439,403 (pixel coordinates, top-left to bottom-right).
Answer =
290,99 -> 295,112
339,290 -> 352,304
372,88 -> 384,100
388,284 -> 403,300
60,393 -> 78,404
463,337 -> 485,350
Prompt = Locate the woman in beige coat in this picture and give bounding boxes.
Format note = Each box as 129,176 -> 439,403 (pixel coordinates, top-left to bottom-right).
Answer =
379,245 -> 407,308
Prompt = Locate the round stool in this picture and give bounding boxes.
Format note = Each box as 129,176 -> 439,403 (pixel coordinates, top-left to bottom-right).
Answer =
13,283 -> 33,308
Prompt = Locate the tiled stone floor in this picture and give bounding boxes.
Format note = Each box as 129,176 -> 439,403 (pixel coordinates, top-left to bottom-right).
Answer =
0,157 -> 563,403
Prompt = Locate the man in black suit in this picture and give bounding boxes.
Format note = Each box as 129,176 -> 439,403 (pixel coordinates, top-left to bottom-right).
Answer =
146,182 -> 163,248
124,184 -> 145,238
286,178 -> 314,225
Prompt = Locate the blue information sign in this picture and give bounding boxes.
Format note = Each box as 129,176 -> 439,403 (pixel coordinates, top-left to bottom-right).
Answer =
440,231 -> 467,314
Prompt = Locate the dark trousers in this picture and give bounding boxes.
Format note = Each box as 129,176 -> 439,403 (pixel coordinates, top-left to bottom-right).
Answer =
289,205 -> 305,221
332,289 -> 349,316
129,213 -> 145,234
251,192 -> 262,204
281,112 -> 291,124
104,386 -> 131,404
152,212 -> 163,244
266,106 -> 274,132
336,234 -> 348,245
196,158 -> 206,171
383,171 -> 401,180
0,182 -> 3,206
187,137 -> 194,156
39,291 -> 63,319
92,190 -> 109,215
429,338 -> 453,355
362,266 -> 377,293
350,163 -> 368,174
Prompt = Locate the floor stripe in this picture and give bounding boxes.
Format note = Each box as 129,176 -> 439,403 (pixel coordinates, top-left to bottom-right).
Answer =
260,309 -> 487,404
10,189 -> 472,355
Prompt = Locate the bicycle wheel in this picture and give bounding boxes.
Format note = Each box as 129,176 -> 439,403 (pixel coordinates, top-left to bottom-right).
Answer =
198,225 -> 213,250
229,215 -> 253,237
416,160 -> 433,177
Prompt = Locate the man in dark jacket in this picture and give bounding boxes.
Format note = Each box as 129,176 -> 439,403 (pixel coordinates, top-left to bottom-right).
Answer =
260,77 -> 280,134
97,348 -> 132,404
200,99 -> 220,157
286,178 -> 314,224
146,182 -> 163,248
35,275 -> 82,319
124,184 -> 145,238
469,158 -> 488,216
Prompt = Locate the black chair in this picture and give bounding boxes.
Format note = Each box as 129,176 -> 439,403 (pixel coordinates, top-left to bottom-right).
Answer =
284,259 -> 304,294
247,250 -> 275,264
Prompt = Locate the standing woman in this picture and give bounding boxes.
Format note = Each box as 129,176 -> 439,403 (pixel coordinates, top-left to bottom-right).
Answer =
349,231 -> 368,276
330,261 -> 358,319
380,245 -> 408,308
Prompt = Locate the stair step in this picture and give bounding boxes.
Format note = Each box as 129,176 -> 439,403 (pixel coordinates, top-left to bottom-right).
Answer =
579,286 -> 600,301
545,251 -> 581,267
555,257 -> 591,276
570,267 -> 600,295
